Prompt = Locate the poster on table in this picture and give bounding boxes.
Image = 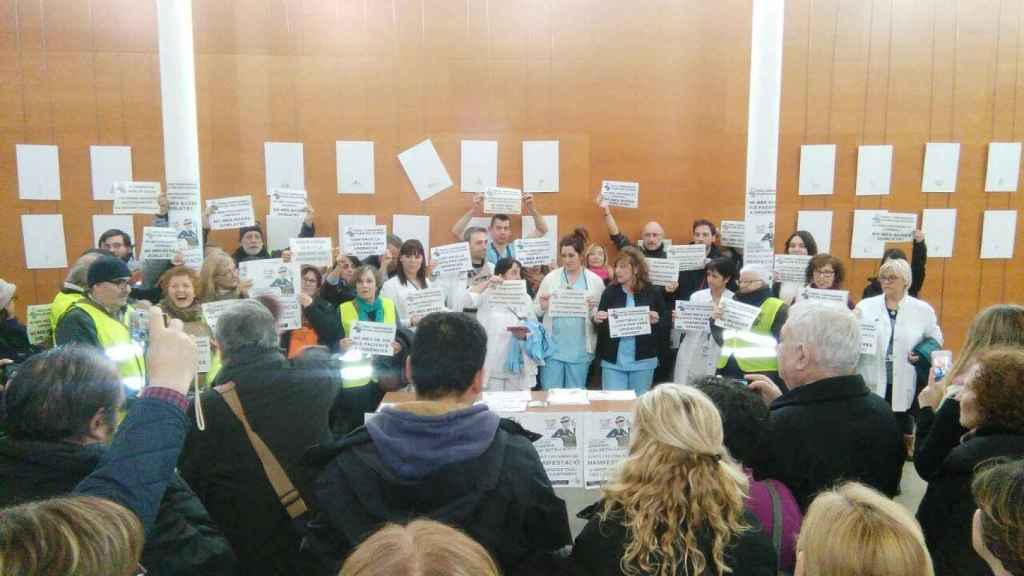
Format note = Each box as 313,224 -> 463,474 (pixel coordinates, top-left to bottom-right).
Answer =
583,412 -> 633,489
501,412 -> 584,488
608,306 -> 652,339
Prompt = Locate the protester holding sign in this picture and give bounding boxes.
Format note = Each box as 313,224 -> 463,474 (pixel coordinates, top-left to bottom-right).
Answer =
197,249 -> 252,302
534,230 -> 606,389
594,247 -> 669,395
796,253 -> 854,309
202,201 -> 315,266
0,279 -> 42,376
714,265 -> 789,389
284,266 -> 343,357
339,265 -> 402,388
585,243 -> 612,285
381,240 -> 440,327
862,230 -> 928,299
772,230 -> 818,304
451,192 -> 549,265
674,258 -> 736,386
469,258 -> 539,391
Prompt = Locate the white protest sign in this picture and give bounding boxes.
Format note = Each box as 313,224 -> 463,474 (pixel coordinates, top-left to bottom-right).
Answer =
167,182 -> 203,269
269,188 -> 308,218
647,257 -> 679,287
719,299 -> 762,332
489,280 -> 528,307
583,412 -> 633,489
480,391 -> 529,412
483,187 -> 522,215
289,237 -> 333,268
351,321 -> 397,356
202,300 -> 240,333
600,180 -> 639,209
870,212 -> 917,242
26,304 -> 52,346
239,259 -> 300,298
342,224 -> 387,259
514,237 -> 553,267
860,320 -> 878,355
773,254 -> 812,284
502,412 -> 583,488
139,227 -> 181,261
608,306 -> 652,339
549,288 -> 589,318
195,336 -> 212,373
274,295 -> 303,331
113,182 -> 162,215
430,242 -> 473,275
404,287 -> 446,318
666,244 -> 707,271
799,287 -> 849,308
744,187 -> 777,274
719,220 -> 745,248
674,300 -> 714,332
206,196 -> 255,230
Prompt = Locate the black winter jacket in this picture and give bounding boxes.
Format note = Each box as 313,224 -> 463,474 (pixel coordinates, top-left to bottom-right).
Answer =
178,350 -> 338,576
863,239 -> 927,299
572,504 -> 777,576
302,418 -> 573,576
756,374 -> 905,510
0,437 -> 237,575
597,284 -> 670,365
915,408 -> 1024,576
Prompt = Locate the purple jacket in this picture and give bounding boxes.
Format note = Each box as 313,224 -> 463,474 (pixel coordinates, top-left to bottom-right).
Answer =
745,469 -> 802,572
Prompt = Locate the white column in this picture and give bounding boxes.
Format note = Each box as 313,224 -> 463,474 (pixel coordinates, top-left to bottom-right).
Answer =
157,0 -> 200,184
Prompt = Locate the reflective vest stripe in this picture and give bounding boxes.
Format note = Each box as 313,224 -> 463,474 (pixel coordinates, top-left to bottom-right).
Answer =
71,301 -> 147,390
717,297 -> 783,372
338,298 -> 397,388
50,292 -> 84,342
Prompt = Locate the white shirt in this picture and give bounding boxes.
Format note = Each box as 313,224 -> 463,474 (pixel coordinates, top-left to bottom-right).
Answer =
380,275 -> 436,327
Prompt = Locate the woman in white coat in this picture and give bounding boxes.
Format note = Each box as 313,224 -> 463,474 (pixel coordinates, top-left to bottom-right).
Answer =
673,257 -> 735,385
534,229 -> 606,389
380,239 -> 438,327
856,258 -> 942,438
470,257 -> 537,391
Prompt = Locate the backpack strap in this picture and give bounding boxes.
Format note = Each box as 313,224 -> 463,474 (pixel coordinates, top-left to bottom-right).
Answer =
214,381 -> 308,519
764,479 -> 784,561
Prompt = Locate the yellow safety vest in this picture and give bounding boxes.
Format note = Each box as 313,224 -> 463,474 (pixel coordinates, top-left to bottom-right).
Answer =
50,291 -> 84,342
71,300 -> 147,391
338,298 -> 397,388
717,297 -> 784,373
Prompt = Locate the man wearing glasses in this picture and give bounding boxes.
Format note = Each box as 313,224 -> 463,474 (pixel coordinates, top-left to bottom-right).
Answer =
714,265 -> 789,391
55,255 -> 147,391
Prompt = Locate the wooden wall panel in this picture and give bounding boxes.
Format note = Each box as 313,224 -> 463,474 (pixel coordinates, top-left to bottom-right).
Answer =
3,0 -> 1022,352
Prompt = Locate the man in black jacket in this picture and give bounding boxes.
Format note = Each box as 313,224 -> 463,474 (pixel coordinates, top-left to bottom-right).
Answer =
746,302 -> 905,511
0,345 -> 238,575
303,312 -> 572,576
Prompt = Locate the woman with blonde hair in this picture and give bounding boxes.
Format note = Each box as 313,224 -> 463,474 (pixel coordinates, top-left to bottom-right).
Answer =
340,519 -> 501,576
0,496 -> 144,576
971,458 -> 1024,576
197,248 -> 251,302
796,482 -> 933,576
572,383 -> 776,576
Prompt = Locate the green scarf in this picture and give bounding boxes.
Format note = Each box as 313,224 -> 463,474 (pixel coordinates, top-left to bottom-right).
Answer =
354,296 -> 383,322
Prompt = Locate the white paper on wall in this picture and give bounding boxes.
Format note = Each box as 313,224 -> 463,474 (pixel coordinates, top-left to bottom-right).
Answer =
922,142 -> 960,193
21,214 -> 68,269
461,140 -> 498,193
981,210 -> 1017,259
337,141 -> 375,194
851,210 -> 887,259
796,210 -> 833,254
393,215 -> 431,255
856,145 -> 893,196
267,215 -> 306,253
92,215 -> 136,247
985,142 -> 1022,192
921,209 -> 957,258
398,139 -> 453,201
338,214 -> 377,242
90,145 -> 133,201
17,144 -> 61,200
264,142 -> 305,195
798,144 -> 836,196
522,141 -> 559,193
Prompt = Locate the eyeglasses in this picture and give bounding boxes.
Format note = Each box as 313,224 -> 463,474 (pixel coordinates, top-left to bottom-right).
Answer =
879,275 -> 900,283
737,279 -> 761,286
105,279 -> 131,289
814,269 -> 836,277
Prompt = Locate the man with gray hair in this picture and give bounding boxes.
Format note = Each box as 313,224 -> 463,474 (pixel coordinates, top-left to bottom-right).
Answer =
746,302 -> 904,510
178,299 -> 338,575
714,264 -> 789,389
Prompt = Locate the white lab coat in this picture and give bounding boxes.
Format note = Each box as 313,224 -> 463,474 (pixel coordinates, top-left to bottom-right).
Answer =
380,275 -> 440,327
673,288 -> 734,385
856,294 -> 943,412
472,289 -> 537,391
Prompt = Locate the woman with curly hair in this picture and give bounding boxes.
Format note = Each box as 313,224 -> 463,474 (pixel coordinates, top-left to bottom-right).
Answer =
915,347 -> 1024,575
571,383 -> 776,576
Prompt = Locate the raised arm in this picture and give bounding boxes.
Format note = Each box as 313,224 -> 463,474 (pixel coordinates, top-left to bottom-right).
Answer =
451,193 -> 484,240
596,193 -> 628,249
524,193 -> 548,238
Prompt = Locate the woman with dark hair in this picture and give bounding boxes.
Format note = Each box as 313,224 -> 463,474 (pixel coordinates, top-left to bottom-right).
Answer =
914,347 -> 1024,575
594,247 -> 670,394
285,265 -> 344,356
673,258 -> 735,385
534,228 -> 606,389
972,458 -> 1024,576
796,253 -> 854,309
469,258 -> 538,391
381,239 -> 437,327
773,231 -> 818,304
862,230 -> 927,299
339,265 -> 403,388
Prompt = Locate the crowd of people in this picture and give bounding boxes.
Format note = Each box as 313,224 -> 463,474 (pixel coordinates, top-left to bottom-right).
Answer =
0,193 -> 1021,576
